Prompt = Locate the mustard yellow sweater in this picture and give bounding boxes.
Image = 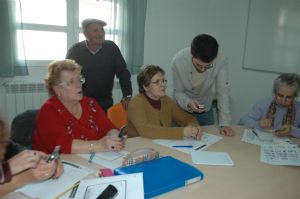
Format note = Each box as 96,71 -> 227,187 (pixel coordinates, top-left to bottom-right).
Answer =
127,94 -> 199,139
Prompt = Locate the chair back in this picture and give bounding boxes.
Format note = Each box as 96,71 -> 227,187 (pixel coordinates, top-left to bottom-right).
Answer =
107,103 -> 127,128
10,109 -> 39,148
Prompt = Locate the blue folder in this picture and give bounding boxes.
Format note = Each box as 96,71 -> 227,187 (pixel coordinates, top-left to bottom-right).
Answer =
114,156 -> 204,198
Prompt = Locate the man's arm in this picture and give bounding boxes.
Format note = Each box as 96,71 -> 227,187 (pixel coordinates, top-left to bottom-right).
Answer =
171,61 -> 191,111
215,56 -> 231,126
114,45 -> 132,98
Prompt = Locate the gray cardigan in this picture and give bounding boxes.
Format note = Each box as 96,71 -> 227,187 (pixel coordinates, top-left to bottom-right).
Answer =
171,48 -> 231,126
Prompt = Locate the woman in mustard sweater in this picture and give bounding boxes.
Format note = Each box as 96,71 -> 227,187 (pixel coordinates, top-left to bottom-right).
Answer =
127,65 -> 202,139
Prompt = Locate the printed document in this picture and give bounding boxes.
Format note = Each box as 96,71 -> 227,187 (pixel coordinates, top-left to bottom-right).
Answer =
153,132 -> 222,154
79,151 -> 129,169
242,128 -> 290,145
74,173 -> 144,199
260,144 -> 300,166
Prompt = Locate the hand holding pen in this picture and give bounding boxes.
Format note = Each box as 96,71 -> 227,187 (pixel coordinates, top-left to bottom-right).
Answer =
184,125 -> 202,140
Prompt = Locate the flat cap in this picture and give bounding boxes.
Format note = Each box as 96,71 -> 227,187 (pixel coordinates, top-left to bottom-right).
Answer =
81,18 -> 107,31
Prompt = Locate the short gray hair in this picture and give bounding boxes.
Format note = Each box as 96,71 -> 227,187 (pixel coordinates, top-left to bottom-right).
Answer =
81,18 -> 107,32
272,73 -> 300,97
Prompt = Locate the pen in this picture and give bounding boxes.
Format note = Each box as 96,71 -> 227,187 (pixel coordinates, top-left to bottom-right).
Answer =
69,181 -> 80,199
172,145 -> 193,148
251,129 -> 258,137
62,161 -> 81,168
194,144 -> 206,151
88,151 -> 95,164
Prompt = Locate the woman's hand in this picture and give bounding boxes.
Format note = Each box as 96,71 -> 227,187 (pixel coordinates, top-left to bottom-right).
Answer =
259,119 -> 272,129
275,125 -> 292,137
99,135 -> 126,151
184,125 -> 202,140
52,159 -> 64,179
21,159 -> 57,182
7,150 -> 46,175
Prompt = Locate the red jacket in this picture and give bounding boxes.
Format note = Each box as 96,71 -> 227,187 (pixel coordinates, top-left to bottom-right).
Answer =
32,96 -> 116,153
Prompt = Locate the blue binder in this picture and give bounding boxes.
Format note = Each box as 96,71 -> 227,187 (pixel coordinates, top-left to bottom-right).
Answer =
114,156 -> 204,198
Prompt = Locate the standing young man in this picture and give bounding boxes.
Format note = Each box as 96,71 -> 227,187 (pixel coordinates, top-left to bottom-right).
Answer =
172,34 -> 234,136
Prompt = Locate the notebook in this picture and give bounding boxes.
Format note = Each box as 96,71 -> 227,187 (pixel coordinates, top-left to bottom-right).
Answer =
114,156 -> 204,199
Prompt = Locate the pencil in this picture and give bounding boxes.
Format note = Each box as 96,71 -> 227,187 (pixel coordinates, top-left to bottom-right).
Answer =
54,181 -> 80,199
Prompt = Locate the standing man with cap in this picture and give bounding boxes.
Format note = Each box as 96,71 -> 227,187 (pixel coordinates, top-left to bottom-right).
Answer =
66,18 -> 132,112
171,34 -> 234,136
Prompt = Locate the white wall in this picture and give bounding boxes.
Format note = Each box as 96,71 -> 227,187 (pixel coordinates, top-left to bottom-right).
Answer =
2,0 -> 295,125
144,0 -> 281,124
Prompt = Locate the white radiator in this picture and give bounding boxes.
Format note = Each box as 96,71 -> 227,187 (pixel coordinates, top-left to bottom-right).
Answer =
3,82 -> 48,124
2,80 -> 123,124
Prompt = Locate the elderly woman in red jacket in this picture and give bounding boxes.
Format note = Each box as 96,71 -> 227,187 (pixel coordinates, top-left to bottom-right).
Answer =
32,59 -> 125,154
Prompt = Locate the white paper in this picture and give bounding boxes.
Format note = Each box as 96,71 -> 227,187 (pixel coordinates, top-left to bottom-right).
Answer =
79,151 -> 129,169
16,161 -> 93,199
260,144 -> 300,166
191,151 -> 234,166
153,132 -> 222,154
242,128 -> 291,146
74,173 -> 144,199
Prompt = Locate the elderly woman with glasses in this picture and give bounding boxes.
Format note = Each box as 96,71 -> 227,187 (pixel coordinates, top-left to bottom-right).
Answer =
127,65 -> 202,140
32,59 -> 125,154
239,73 -> 300,138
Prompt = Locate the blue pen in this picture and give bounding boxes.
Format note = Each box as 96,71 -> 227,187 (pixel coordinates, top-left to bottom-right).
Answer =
172,145 -> 193,148
88,151 -> 95,164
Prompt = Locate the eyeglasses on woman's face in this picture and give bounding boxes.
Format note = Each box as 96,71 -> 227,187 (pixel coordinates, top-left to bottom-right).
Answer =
58,75 -> 85,87
150,79 -> 168,86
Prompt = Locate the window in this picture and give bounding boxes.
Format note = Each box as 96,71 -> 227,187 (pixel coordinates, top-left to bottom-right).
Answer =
16,0 -> 117,66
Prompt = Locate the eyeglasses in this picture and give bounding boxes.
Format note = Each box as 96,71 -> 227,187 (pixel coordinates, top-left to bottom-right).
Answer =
276,93 -> 295,101
58,76 -> 85,87
192,58 -> 214,70
150,79 -> 168,86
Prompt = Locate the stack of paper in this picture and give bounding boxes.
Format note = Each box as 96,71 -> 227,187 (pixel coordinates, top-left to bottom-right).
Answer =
191,151 -> 234,166
16,161 -> 93,199
260,144 -> 300,166
153,132 -> 222,154
74,173 -> 144,199
242,128 -> 290,145
79,151 -> 129,169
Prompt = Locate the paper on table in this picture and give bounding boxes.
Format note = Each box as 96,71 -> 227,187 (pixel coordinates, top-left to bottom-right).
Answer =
260,144 -> 300,166
191,151 -> 234,166
79,151 -> 129,169
16,161 -> 93,199
74,173 -> 144,199
242,128 -> 290,146
153,132 -> 222,154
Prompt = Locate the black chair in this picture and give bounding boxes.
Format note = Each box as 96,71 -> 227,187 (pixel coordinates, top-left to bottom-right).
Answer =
10,109 -> 39,149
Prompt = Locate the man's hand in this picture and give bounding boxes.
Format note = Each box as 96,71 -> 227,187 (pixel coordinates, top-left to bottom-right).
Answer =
219,126 -> 235,136
188,99 -> 206,113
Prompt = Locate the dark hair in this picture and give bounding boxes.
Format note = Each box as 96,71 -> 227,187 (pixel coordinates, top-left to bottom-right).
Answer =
191,34 -> 219,62
273,73 -> 300,97
137,65 -> 165,93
